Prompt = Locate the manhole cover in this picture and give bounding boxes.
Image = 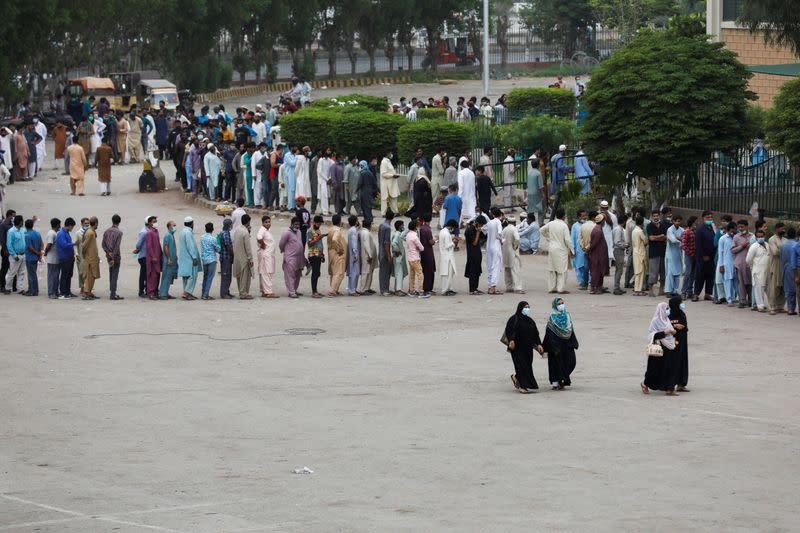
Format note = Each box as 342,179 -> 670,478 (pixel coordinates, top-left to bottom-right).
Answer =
285,328 -> 326,336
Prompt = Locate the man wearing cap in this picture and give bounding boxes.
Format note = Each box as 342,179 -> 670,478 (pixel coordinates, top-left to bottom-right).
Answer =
133,216 -> 152,297
599,200 -> 617,263
526,156 -> 545,223
574,148 -> 593,194
233,214 -> 254,299
144,216 -> 162,299
178,216 -> 200,300
587,213 -> 610,294
158,220 -> 178,300
550,144 -> 573,195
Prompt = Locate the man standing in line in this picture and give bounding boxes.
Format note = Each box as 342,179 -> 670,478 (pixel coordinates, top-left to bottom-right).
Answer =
307,215 -> 326,298
96,137 -> 113,196
80,217 -> 100,300
44,217 -> 61,299
571,209 -> 589,290
358,220 -> 377,295
526,156 -> 545,224
457,160 -> 476,225
327,214 -> 346,296
233,214 -> 254,299
132,216 -> 151,297
646,209 -> 667,297
309,147 -> 320,214
731,219 -> 754,308
219,218 -> 234,299
56,218 -> 78,298
767,223 -> 786,314
379,149 -> 399,216
23,218 -> 42,296
67,135 -> 88,196
747,228 -> 770,312
157,220 -> 178,300
419,215 -> 437,298
612,214 -> 629,295
780,227 -> 798,315
693,210 -> 717,302
317,148 -> 333,216
587,214 -> 610,295
431,148 -> 446,196
540,208 -> 574,294
680,216 -> 697,300
330,153 -> 346,216
664,214 -> 684,297
116,111 -> 129,164
483,207 -> 505,295
502,216 -> 523,294
256,215 -> 278,298
439,218 -> 458,296
101,214 -> 124,300
346,215 -> 361,296
145,216 -> 162,300
717,221 -> 737,306
178,217 -> 200,300
378,210 -> 394,296
4,214 -> 26,294
280,217 -> 307,298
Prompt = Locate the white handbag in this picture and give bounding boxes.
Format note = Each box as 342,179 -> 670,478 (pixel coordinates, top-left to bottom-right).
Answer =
646,342 -> 663,357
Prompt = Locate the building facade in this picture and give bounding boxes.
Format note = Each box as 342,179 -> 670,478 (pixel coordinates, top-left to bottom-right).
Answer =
707,0 -> 799,107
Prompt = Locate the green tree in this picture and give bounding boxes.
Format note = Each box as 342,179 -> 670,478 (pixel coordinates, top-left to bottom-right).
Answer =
766,78 -> 800,164
524,0 -> 595,59
280,0 -> 320,78
419,0 -> 464,71
499,115 -> 577,153
581,30 -> 755,185
496,0 -> 515,68
589,0 -> 676,39
358,1 -> 387,73
740,0 -> 800,56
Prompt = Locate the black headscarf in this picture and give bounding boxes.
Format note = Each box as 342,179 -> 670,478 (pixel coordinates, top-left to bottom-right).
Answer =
515,300 -> 529,318
506,301 -> 541,351
668,296 -> 686,325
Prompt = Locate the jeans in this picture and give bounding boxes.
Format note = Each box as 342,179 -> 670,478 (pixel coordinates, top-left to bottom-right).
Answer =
138,257 -> 147,295
219,258 -> 232,297
648,255 -> 665,288
693,257 -> 714,296
202,262 -> 217,297
59,257 -> 74,296
26,260 -> 39,295
613,248 -> 626,291
681,255 -> 695,296
309,256 -> 322,293
108,255 -> 121,297
47,262 -> 60,297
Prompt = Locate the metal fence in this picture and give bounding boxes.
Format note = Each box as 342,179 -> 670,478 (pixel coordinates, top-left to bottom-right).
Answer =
655,148 -> 800,218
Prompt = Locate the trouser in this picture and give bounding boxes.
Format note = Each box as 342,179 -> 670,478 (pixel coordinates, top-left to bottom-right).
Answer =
753,282 -> 768,309
287,175 -> 297,210
64,153 -> 70,174
83,267 -> 97,294
548,270 -> 566,292
47,262 -> 60,297
330,268 -> 344,294
259,267 -> 274,295
146,265 -> 160,296
380,178 -> 398,216
347,268 -> 359,294
408,260 -> 422,293
575,263 -> 589,287
468,272 -> 480,292
271,180 -> 281,209
254,179 -> 264,206
59,257 -> 74,296
109,137 -> 119,163
28,161 -> 37,177
735,267 -> 751,305
318,180 -> 330,213
634,257 -> 646,292
770,282 -> 785,312
393,259 -> 406,292
664,264 -> 681,294
5,256 -> 25,292
723,277 -> 738,303
70,177 -> 85,195
223,176 -> 234,201
25,260 -> 38,295
0,254 -> 9,290
309,256 -> 323,293
310,177 -> 318,213
648,256 -> 665,288
129,139 -> 143,162
220,258 -> 232,297
624,252 -> 634,287
334,186 -> 346,215
100,181 -> 110,195
441,272 -> 454,294
694,258 -> 714,296
138,257 -> 147,295
182,273 -> 198,294
613,248 -> 626,290
202,262 -> 216,297
159,269 -> 174,298
379,259 -> 391,293
237,269 -> 252,297
785,275 -> 797,313
681,255 -> 695,296
361,197 -> 374,226
505,265 -> 522,292
345,191 -> 354,215
359,270 -> 373,293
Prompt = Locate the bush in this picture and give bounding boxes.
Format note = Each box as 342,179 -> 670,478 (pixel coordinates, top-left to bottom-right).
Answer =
292,51 -> 316,81
415,108 -> 448,121
744,103 -> 768,140
499,114 -> 576,154
313,93 -> 388,112
334,111 -> 406,160
279,108 -> 338,150
766,78 -> 800,163
505,87 -> 576,116
397,121 -> 472,164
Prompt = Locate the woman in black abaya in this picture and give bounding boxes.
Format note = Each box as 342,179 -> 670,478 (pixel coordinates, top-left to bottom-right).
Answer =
669,296 -> 690,392
542,296 -> 579,390
505,301 -> 543,393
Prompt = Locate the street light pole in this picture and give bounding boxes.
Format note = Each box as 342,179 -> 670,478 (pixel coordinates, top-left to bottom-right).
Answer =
482,0 -> 489,98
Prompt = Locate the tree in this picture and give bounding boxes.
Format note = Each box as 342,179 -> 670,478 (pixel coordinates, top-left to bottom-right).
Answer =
358,2 -> 387,73
740,0 -> 800,56
525,0 -> 595,59
581,29 -> 756,184
589,0 -> 676,39
419,0 -> 464,71
496,0 -> 515,68
766,78 -> 800,164
280,0 -> 320,78
500,115 -> 577,153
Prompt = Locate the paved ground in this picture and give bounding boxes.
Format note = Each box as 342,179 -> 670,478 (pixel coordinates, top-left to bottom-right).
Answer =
1,107 -> 799,532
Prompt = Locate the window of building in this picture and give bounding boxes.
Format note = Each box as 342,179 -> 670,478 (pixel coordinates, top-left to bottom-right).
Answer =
722,0 -> 744,21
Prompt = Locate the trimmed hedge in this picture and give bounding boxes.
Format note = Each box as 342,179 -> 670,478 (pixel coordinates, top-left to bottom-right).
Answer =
505,87 -> 575,116
312,93 -> 389,112
498,114 -> 576,154
278,108 -> 338,150
416,108 -> 448,121
397,121 -> 472,165
334,111 -> 406,160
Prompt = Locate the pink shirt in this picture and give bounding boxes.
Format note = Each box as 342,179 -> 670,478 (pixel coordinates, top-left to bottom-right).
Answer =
404,230 -> 424,262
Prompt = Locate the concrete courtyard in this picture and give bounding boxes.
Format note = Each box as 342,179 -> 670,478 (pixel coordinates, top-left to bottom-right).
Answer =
1,99 -> 799,532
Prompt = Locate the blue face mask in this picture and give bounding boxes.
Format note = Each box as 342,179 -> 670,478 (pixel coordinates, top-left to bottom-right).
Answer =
521,307 -> 530,317
757,237 -> 765,244
556,304 -> 565,312
705,220 -> 713,225
679,303 -> 686,311
666,308 -> 671,317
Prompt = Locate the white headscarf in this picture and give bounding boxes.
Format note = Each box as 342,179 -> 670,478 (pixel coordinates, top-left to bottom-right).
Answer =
648,302 -> 675,350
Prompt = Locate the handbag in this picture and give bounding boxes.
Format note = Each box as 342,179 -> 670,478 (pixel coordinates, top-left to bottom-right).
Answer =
646,342 -> 663,357
500,317 -> 518,347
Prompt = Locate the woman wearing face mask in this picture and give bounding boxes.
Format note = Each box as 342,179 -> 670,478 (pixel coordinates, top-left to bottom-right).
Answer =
542,297 -> 579,390
668,296 -> 690,392
641,302 -> 680,396
505,301 -> 543,393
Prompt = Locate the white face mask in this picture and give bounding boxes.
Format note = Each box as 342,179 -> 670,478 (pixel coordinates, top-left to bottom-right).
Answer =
153,223 -> 159,229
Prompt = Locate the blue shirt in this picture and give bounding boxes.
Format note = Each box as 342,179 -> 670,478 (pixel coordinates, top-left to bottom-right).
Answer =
200,233 -> 220,265
24,229 -> 42,262
135,227 -> 148,259
442,194 -> 462,226
6,226 -> 26,256
56,228 -> 76,260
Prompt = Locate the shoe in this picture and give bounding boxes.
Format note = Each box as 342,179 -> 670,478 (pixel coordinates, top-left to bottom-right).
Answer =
613,289 -> 625,295
578,285 -> 588,291
419,292 -> 431,299
715,298 -> 727,305
703,295 -> 714,301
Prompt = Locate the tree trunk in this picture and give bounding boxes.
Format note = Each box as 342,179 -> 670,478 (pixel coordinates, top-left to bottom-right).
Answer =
385,39 -> 395,71
498,16 -> 509,68
255,63 -> 262,85
425,26 -> 439,71
328,47 -> 337,79
405,45 -> 414,72
367,48 -> 376,73
349,50 -> 357,75
239,70 -> 246,86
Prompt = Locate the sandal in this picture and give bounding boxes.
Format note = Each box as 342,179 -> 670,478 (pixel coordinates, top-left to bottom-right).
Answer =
676,386 -> 690,392
640,382 -> 649,395
510,374 -> 520,390
665,390 -> 680,396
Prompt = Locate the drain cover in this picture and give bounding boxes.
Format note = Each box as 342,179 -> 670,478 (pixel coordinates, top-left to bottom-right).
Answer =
285,328 -> 326,336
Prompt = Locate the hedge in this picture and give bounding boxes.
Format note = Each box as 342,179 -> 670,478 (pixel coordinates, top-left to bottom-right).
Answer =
415,108 -> 448,121
278,108 -> 338,150
397,121 -> 472,165
334,111 -> 406,160
505,87 -> 575,116
312,93 -> 389,112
